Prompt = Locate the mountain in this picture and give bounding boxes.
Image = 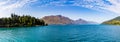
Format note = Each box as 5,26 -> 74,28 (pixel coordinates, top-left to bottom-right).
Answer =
87,21 -> 98,24
102,16 -> 120,25
74,19 -> 98,24
74,19 -> 88,24
42,15 -> 95,25
42,15 -> 74,24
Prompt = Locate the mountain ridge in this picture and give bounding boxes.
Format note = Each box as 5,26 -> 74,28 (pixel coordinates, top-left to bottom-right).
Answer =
42,15 -> 96,25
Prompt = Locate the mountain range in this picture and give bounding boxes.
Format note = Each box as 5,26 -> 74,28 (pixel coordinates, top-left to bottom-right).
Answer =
42,15 -> 96,25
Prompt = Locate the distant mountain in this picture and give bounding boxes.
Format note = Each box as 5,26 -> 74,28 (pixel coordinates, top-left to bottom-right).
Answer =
73,19 -> 88,24
87,21 -> 98,24
42,15 -> 96,25
102,16 -> 120,25
74,19 -> 98,24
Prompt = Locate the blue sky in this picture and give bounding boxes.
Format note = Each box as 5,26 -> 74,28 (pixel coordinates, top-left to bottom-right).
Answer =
0,0 -> 120,23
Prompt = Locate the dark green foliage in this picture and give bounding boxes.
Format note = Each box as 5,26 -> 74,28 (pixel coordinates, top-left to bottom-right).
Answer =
0,13 -> 47,27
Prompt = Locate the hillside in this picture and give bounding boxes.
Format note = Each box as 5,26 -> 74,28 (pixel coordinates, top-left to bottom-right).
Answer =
102,16 -> 120,25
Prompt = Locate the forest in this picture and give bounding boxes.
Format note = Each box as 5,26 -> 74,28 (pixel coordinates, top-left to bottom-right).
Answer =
0,13 -> 47,27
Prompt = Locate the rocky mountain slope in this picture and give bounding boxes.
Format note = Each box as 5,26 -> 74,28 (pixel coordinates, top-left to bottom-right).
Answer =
42,15 -> 73,24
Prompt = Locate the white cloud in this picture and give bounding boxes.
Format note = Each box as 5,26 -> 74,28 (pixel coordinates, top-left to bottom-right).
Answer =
0,0 -> 37,17
74,0 -> 120,14
103,0 -> 120,14
38,0 -> 120,14
1,0 -> 120,17
0,0 -> 37,11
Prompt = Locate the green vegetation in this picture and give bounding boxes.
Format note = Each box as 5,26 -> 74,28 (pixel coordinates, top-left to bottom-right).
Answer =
0,13 -> 47,27
103,20 -> 120,25
102,16 -> 120,25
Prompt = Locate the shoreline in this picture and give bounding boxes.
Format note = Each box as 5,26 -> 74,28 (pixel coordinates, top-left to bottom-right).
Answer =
0,24 -> 48,28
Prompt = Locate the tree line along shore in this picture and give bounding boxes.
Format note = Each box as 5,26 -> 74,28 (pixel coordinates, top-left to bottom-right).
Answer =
0,13 -> 47,27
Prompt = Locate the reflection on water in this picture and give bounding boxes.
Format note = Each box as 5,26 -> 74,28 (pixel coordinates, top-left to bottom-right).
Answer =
0,25 -> 120,42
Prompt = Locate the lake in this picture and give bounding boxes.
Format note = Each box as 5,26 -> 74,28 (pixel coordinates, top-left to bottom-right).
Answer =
0,25 -> 120,42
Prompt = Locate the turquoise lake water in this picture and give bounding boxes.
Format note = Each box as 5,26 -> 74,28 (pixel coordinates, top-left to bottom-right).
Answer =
0,25 -> 120,42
